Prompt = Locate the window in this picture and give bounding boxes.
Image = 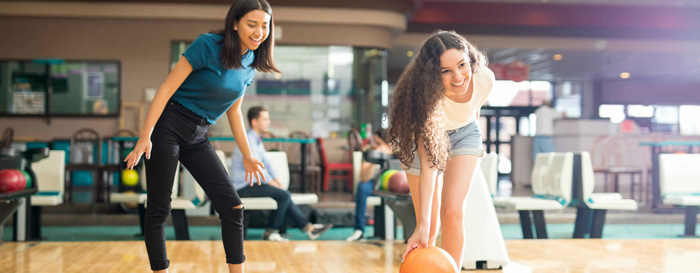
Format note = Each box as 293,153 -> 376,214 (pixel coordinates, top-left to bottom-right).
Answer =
487,80 -> 552,107
680,105 -> 700,135
627,105 -> 654,118
171,41 -> 359,138
599,104 -> 625,123
654,106 -> 678,124
554,81 -> 582,118
1,60 -> 120,116
49,62 -> 120,115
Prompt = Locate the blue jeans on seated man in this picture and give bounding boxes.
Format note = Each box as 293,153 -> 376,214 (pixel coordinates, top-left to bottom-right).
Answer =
533,135 -> 556,162
350,179 -> 375,240
238,184 -> 307,231
237,184 -> 333,241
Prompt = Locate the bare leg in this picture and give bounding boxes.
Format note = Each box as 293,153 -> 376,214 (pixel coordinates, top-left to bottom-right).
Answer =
228,263 -> 243,273
406,174 -> 440,245
441,155 -> 479,269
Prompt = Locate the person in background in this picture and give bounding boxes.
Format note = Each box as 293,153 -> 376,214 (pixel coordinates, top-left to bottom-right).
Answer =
345,130 -> 393,242
231,106 -> 333,242
533,99 -> 565,161
620,106 -> 641,134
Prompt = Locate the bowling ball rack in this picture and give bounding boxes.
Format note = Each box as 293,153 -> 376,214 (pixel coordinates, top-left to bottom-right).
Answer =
364,150 -> 416,241
0,147 -> 46,245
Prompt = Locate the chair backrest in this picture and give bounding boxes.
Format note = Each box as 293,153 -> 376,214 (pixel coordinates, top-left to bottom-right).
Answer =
265,151 -> 291,190
289,131 -> 310,139
141,163 -> 180,198
286,131 -> 318,167
347,129 -> 363,152
70,128 -> 101,165
590,135 -> 610,168
659,154 -> 700,196
531,153 -> 554,195
579,151 -> 597,202
258,131 -> 280,151
480,152 -> 498,195
316,138 -> 329,168
33,150 -> 66,193
1,127 -> 13,148
544,152 -> 574,206
606,134 -> 636,167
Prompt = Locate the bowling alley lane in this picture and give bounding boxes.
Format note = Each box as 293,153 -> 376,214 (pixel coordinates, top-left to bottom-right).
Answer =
2,239 -> 700,273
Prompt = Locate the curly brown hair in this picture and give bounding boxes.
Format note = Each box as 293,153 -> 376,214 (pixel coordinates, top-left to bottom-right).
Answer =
388,30 -> 487,172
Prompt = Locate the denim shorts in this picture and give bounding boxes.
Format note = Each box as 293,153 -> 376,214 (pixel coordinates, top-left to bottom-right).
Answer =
402,121 -> 484,176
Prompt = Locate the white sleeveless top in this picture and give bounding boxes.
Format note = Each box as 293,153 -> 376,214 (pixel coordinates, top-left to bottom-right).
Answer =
442,66 -> 495,131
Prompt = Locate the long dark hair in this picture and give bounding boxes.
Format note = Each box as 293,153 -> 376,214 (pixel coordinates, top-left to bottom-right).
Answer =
216,0 -> 280,73
388,30 -> 486,171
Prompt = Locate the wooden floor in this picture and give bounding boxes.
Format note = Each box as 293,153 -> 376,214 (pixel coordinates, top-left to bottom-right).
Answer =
1,239 -> 699,273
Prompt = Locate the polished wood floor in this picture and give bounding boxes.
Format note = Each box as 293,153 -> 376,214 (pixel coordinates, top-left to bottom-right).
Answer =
1,239 -> 699,273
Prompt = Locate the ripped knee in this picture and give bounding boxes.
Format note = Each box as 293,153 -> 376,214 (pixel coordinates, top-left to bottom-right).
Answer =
222,204 -> 244,226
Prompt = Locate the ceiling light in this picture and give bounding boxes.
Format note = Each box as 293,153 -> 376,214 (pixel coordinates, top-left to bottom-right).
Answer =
619,72 -> 630,79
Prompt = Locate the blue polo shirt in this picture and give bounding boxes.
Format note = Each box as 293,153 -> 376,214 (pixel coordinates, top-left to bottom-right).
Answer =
171,33 -> 255,124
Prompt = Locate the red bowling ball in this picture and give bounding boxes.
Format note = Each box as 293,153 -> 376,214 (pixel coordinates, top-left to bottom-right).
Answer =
0,169 -> 26,193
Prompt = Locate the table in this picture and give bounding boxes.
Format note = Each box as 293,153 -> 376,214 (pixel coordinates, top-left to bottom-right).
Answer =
639,141 -> 700,209
111,137 -> 317,192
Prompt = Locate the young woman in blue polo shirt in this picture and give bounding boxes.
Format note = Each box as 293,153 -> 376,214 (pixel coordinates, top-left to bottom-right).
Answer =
123,1 -> 278,272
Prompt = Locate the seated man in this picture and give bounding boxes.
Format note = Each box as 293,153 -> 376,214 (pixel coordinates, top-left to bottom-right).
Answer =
231,106 -> 332,241
346,130 -> 393,242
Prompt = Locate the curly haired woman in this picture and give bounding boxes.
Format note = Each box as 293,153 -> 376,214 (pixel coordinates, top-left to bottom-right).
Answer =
389,30 -> 495,270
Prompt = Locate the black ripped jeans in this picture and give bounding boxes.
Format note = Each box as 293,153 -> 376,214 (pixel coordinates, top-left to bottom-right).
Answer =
144,100 -> 245,271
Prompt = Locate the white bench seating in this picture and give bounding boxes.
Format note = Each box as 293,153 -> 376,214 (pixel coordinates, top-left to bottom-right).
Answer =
659,153 -> 700,236
572,152 -> 638,238
30,150 -> 66,239
493,152 -> 571,239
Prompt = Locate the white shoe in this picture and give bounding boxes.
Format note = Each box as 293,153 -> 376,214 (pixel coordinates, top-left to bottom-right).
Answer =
345,230 -> 363,242
267,233 -> 289,242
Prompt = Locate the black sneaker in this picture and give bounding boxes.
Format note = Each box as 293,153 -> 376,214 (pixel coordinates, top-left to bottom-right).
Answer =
306,223 -> 333,240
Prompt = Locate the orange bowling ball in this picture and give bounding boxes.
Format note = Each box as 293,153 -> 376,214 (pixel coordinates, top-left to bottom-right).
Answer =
400,246 -> 458,273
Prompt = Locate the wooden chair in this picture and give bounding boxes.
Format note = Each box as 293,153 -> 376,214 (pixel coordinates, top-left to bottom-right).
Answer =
65,128 -> 104,204
605,134 -> 645,203
287,131 -> 322,193
104,130 -> 137,187
260,131 -> 281,152
1,128 -> 13,148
